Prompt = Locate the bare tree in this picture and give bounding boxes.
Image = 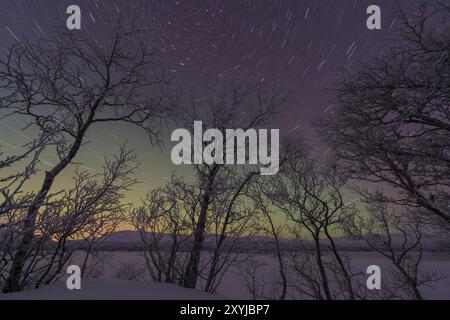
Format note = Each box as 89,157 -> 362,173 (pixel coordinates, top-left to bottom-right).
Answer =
78,211 -> 123,278
179,81 -> 286,289
249,181 -> 288,300
131,169 -> 261,292
202,169 -> 261,293
115,261 -> 146,282
345,200 -> 439,300
263,142 -> 357,300
131,177 -> 193,284
0,210 -> 22,288
237,258 -> 272,300
288,241 -> 330,300
0,15 -> 172,292
1,147 -> 137,291
75,149 -> 136,278
322,1 -> 450,225
0,131 -> 57,216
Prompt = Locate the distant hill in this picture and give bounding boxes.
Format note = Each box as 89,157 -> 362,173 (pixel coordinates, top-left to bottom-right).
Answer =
67,230 -> 449,253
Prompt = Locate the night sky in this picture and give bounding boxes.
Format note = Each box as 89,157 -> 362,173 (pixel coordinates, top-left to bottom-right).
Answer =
0,0 -> 410,203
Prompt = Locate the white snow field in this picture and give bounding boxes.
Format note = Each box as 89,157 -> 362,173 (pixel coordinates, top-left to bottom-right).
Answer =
1,251 -> 449,300
0,232 -> 449,300
0,278 -> 226,300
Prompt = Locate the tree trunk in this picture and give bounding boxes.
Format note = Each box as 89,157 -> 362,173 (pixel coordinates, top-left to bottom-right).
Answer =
313,237 -> 332,300
183,165 -> 219,289
269,222 -> 287,300
324,229 -> 355,300
396,263 -> 423,300
183,191 -> 211,288
3,126 -> 88,293
204,172 -> 255,292
81,239 -> 95,277
4,171 -> 57,293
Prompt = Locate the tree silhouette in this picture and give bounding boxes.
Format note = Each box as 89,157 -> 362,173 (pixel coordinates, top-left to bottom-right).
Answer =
0,15 -> 172,292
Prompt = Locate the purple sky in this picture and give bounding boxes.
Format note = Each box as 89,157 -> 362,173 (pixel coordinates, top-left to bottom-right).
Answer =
0,0 -> 412,195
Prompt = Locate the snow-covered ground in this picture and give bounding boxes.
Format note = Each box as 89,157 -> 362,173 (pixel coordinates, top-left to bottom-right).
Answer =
0,278 -> 225,300
1,250 -> 449,300
218,252 -> 450,300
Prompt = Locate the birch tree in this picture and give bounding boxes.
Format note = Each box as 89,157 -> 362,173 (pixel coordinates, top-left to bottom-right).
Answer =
0,15 -> 172,292
179,81 -> 286,289
323,1 -> 450,225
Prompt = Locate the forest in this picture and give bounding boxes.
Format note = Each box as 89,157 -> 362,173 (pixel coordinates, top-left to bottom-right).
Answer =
0,0 -> 449,300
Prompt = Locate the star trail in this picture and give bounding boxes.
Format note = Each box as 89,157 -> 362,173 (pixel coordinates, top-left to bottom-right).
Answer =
0,0 -> 408,197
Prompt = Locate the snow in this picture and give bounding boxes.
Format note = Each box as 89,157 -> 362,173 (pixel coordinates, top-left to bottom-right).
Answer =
0,278 -> 226,300
1,237 -> 449,300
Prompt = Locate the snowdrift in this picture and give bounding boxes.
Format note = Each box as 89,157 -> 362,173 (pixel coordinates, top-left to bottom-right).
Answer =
0,278 -> 226,300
